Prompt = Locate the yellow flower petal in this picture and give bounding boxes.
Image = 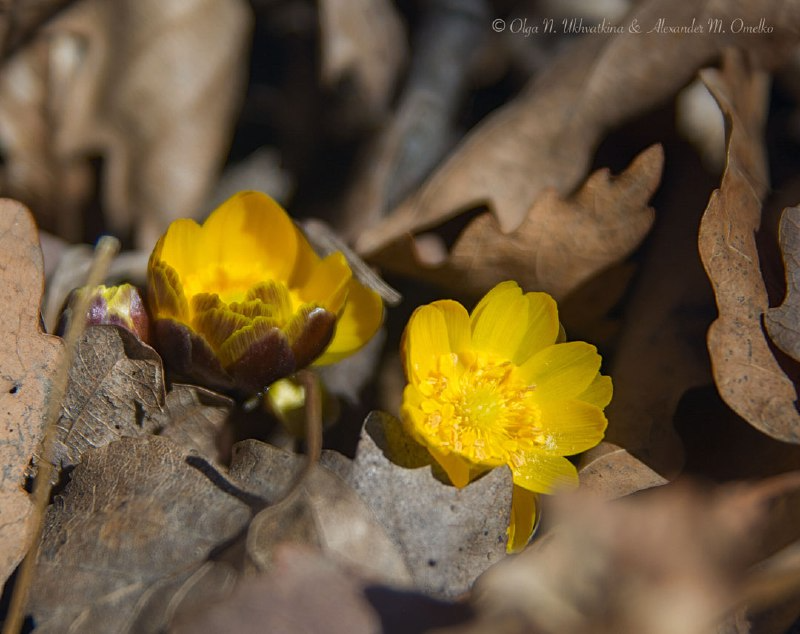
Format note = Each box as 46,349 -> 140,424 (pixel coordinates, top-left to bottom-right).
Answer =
202,191 -> 299,281
511,452 -> 579,493
402,303 -> 455,379
436,300 -> 472,354
470,282 -> 559,363
297,251 -> 352,314
314,279 -> 383,365
428,445 -> 472,488
507,485 -> 538,553
153,219 -> 204,279
537,400 -> 608,455
576,373 -> 613,409
518,341 -> 601,401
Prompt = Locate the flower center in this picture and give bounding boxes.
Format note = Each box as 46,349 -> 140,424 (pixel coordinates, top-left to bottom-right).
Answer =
417,351 -> 542,463
183,264 -> 282,304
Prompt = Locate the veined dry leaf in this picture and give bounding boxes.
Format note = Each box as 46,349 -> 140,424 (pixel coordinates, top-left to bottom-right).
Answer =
699,51 -> 800,443
318,0 -> 406,127
354,0 -> 800,256
0,0 -> 251,248
366,144 -> 661,300
578,442 -> 667,500
46,325 -> 165,472
28,436 -> 251,633
323,411 -> 512,599
0,199 -> 63,585
229,439 -> 411,586
460,474 -> 800,634
765,206 -> 800,362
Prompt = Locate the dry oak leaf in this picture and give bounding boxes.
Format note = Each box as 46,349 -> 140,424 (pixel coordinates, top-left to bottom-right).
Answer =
366,144 -> 661,301
229,439 -> 412,586
26,0 -> 251,248
45,325 -> 166,473
0,199 -> 63,586
28,436 -> 251,633
699,51 -> 800,443
766,206 -> 800,363
321,411 -> 513,599
355,0 -> 800,256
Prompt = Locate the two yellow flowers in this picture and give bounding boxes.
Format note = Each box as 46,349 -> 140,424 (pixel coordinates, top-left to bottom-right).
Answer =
142,191 -> 610,551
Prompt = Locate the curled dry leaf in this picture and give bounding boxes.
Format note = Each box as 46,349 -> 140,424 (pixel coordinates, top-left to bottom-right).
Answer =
354,0 -> 800,256
318,0 -> 406,127
765,206 -> 800,363
45,325 -> 165,473
365,144 -> 661,301
577,442 -> 667,500
460,474 -> 800,634
322,411 -> 513,599
0,199 -> 63,585
699,51 -> 800,443
28,436 -> 252,633
0,0 -> 251,248
229,439 -> 412,586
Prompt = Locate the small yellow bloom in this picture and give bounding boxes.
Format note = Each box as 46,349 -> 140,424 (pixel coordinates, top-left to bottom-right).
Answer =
400,281 -> 611,551
147,191 -> 383,392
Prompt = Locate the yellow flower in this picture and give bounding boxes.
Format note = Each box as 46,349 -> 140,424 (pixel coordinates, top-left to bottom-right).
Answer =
400,281 -> 611,551
147,191 -> 383,392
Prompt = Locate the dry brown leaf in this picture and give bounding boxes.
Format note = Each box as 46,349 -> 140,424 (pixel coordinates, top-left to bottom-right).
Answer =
457,474 -> 800,634
154,384 -> 233,463
339,0 -> 489,236
578,442 -> 668,500
0,199 -> 63,585
366,144 -> 661,300
0,39 -> 95,242
229,439 -> 412,586
603,138 -> 720,476
0,0 -> 251,247
318,0 -> 406,127
46,325 -> 165,473
28,436 -> 252,633
699,51 -> 800,443
354,0 -> 800,256
765,206 -> 800,362
171,545 -> 382,634
323,411 -> 513,599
